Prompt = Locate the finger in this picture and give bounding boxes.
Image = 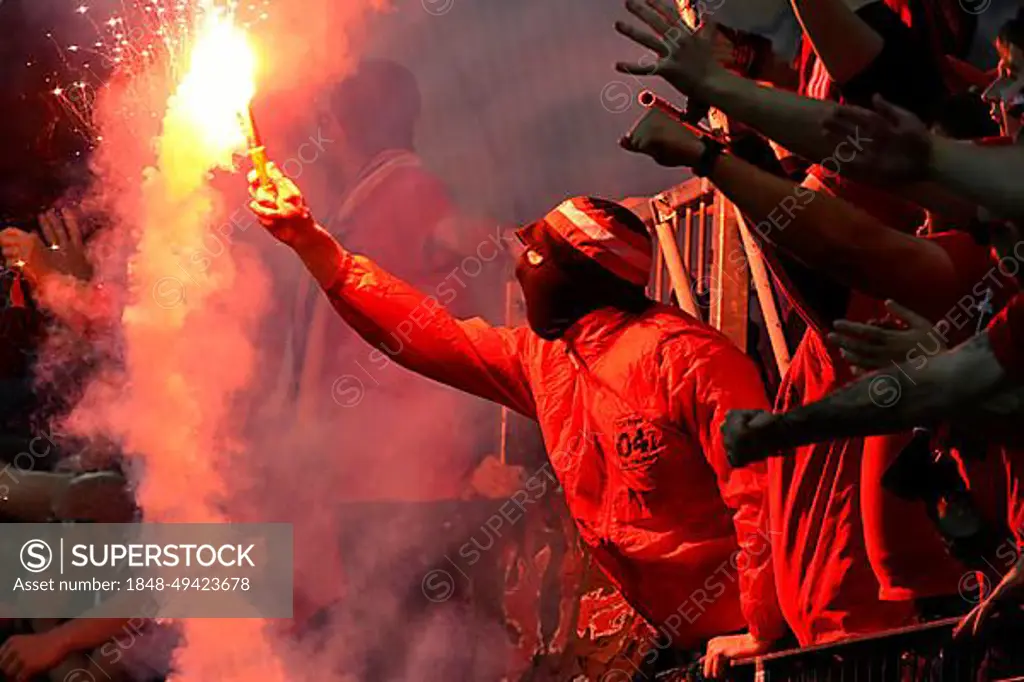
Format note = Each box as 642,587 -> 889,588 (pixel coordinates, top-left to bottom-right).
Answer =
832,320 -> 893,344
829,329 -> 886,354
702,653 -> 713,679
276,176 -> 303,205
265,161 -> 285,182
39,211 -> 59,247
647,0 -> 687,28
839,348 -> 886,372
253,186 -> 278,207
249,201 -> 279,222
884,300 -> 932,332
835,337 -> 892,366
615,61 -> 660,76
249,200 -> 276,216
625,0 -> 674,36
614,20 -> 669,55
61,208 -> 85,250
709,650 -> 724,679
50,209 -> 72,249
831,333 -> 887,361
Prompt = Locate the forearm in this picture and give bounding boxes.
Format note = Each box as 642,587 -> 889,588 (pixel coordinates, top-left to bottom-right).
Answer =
707,153 -> 934,303
699,74 -> 847,164
287,225 -> 347,292
766,335 -> 1007,447
0,471 -> 70,522
790,0 -> 883,84
49,616 -> 135,654
929,138 -> 1024,220
288,228 -> 534,414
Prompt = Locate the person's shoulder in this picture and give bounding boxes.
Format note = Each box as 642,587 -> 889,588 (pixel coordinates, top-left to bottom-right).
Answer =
645,304 -> 755,366
384,164 -> 452,205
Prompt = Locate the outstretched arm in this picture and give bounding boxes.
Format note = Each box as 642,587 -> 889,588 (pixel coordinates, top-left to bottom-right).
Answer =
616,0 -> 935,167
616,0 -> 960,217
249,165 -> 536,418
929,138 -> 1024,221
823,99 -> 1024,221
724,321 -> 1020,465
621,108 -> 964,320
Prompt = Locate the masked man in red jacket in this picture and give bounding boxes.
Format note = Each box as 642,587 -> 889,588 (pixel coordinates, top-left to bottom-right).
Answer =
248,163 -> 786,677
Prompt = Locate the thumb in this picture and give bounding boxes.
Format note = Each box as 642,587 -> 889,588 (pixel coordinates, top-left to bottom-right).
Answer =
884,299 -> 932,331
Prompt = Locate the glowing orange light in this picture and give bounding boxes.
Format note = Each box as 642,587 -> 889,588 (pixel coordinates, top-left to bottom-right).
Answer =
164,9 -> 258,173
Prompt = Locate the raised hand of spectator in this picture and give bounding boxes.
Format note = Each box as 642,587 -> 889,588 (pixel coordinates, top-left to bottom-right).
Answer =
955,556 -> 1024,638
0,228 -> 56,285
0,631 -> 70,682
614,0 -> 728,98
38,208 -> 92,281
822,95 -> 932,184
620,106 -> 706,167
721,409 -> 780,467
829,300 -> 943,374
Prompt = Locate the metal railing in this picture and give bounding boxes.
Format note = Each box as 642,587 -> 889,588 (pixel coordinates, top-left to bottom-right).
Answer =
724,617 -> 1024,682
625,178 -> 790,374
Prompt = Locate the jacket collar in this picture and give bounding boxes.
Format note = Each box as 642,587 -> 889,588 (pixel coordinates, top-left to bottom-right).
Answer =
560,306 -> 637,360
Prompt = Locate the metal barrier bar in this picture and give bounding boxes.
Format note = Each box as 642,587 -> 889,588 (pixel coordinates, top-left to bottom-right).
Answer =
733,205 -> 791,376
725,617 -> 1024,682
711,193 -> 748,349
650,193 -> 700,317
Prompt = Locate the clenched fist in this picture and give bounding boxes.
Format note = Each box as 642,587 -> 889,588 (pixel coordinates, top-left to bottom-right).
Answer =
721,409 -> 779,467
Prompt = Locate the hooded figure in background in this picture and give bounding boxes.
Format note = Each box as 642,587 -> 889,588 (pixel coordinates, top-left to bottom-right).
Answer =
250,163 -> 790,675
250,61 -> 507,679
263,59 -> 502,502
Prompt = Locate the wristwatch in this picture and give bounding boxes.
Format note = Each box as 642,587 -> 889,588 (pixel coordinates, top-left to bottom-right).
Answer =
693,137 -> 726,178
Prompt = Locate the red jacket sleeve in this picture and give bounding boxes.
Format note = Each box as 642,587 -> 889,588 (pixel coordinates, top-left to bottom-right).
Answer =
322,250 -> 537,418
668,333 -> 787,643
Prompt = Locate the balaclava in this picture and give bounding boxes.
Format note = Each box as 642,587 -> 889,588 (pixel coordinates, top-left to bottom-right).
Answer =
514,197 -> 654,340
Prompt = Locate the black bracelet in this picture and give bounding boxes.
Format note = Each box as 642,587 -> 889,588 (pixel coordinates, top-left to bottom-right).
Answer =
693,138 -> 726,178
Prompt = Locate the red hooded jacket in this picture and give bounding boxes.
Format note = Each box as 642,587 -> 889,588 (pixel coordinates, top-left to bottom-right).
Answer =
316,250 -> 787,648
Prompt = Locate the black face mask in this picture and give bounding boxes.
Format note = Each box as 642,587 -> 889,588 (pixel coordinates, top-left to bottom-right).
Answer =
514,221 -> 649,340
